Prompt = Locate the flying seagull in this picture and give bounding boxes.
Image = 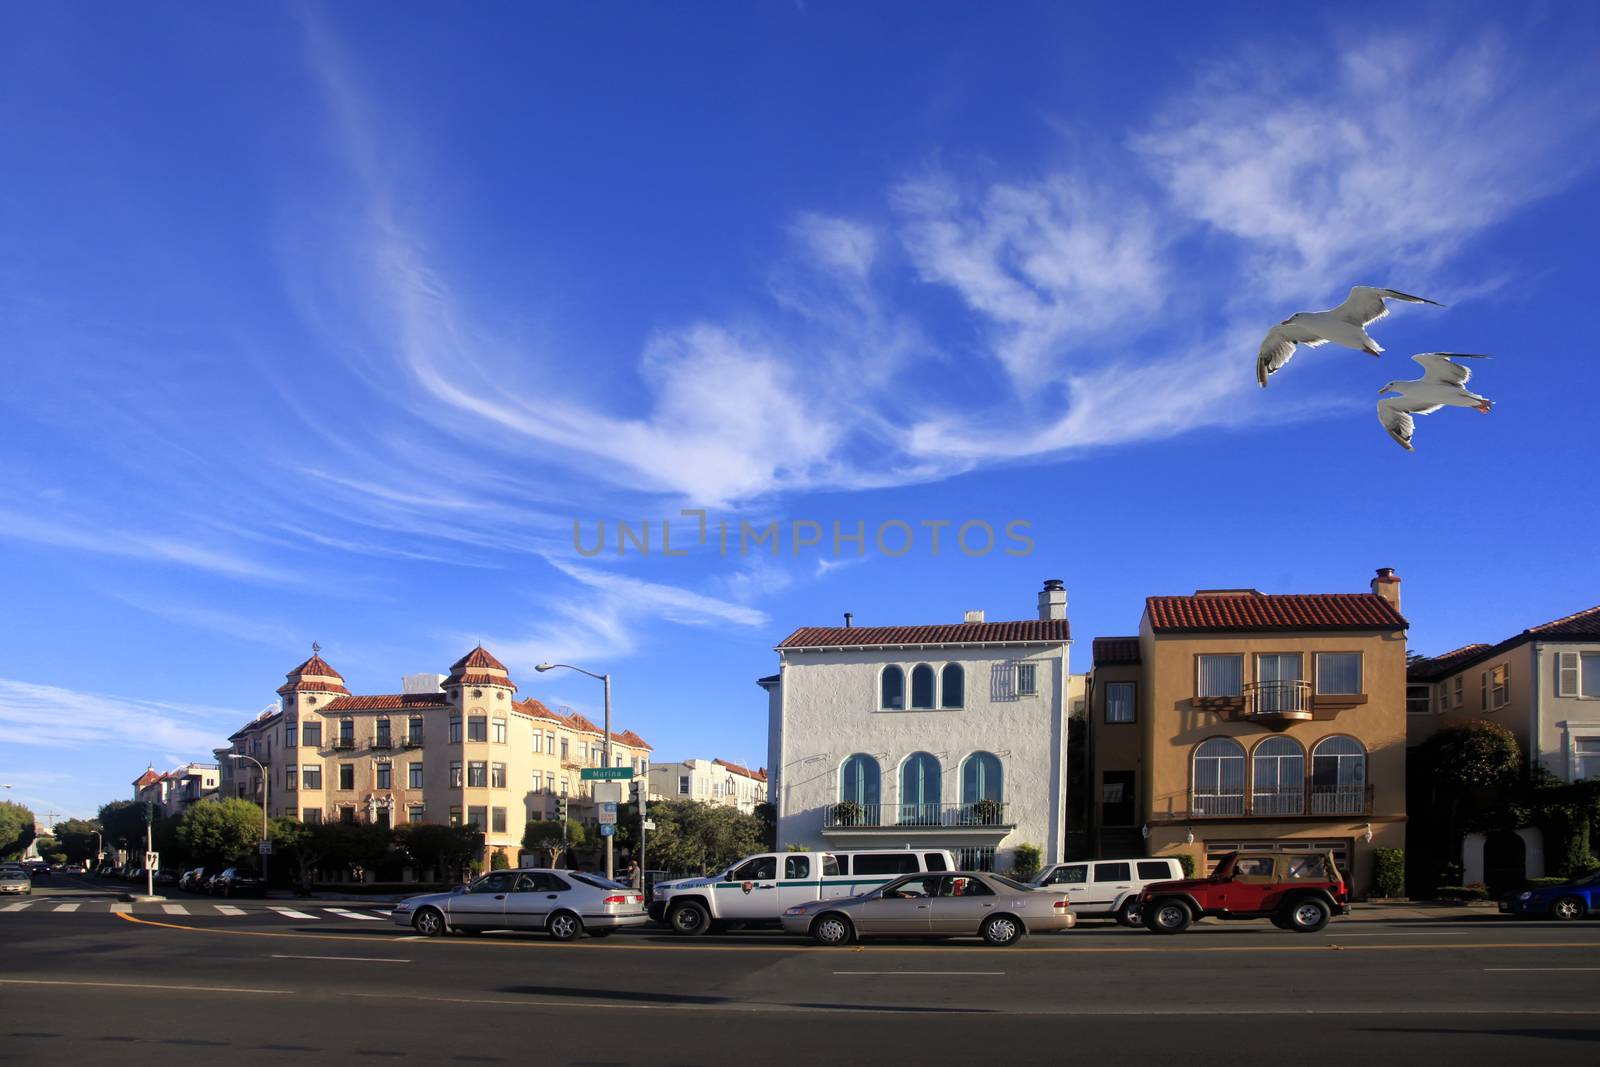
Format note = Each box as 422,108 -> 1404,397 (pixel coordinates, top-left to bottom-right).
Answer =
1257,286 -> 1444,388
1377,353 -> 1494,452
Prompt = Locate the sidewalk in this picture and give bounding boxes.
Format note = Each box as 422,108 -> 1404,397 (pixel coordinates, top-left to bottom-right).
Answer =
1346,900 -> 1498,922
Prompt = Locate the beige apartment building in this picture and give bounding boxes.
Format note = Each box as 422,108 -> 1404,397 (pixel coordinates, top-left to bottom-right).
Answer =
1084,569 -> 1409,895
647,758 -> 768,814
217,647 -> 650,866
133,762 -> 219,819
1407,603 -> 1600,783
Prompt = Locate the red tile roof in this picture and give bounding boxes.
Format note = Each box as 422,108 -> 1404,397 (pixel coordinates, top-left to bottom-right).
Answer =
564,711 -> 602,735
1528,604 -> 1600,638
134,767 -> 160,789
287,654 -> 343,681
447,671 -> 518,693
713,758 -> 765,781
277,679 -> 352,697
778,619 -> 1070,649
514,698 -> 565,722
1408,644 -> 1494,682
321,693 -> 450,712
1145,593 -> 1407,633
451,645 -> 507,672
616,729 -> 653,751
1092,636 -> 1142,666
277,654 -> 351,696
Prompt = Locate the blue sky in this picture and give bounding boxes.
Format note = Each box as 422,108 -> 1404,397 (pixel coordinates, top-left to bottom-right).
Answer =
3,2 -> 1599,820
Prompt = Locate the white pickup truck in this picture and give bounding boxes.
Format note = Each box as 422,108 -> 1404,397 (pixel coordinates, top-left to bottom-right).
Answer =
650,848 -> 958,935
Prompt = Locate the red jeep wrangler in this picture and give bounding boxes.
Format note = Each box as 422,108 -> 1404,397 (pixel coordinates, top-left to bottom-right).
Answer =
1139,850 -> 1349,934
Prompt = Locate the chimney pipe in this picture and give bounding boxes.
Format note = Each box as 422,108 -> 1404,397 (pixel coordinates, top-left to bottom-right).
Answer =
1370,568 -> 1401,611
1038,579 -> 1067,621
843,612 -> 853,628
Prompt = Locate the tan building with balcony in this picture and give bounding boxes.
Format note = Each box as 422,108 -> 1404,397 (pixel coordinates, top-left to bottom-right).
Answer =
134,762 -> 219,819
218,647 -> 650,867
647,758 -> 768,814
1084,568 -> 1408,895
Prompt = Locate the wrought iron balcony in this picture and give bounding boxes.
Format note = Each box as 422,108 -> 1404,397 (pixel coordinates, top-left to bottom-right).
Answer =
1243,680 -> 1313,721
1188,784 -> 1372,818
822,801 -> 1013,830
402,734 -> 425,748
332,737 -> 356,750
371,734 -> 395,750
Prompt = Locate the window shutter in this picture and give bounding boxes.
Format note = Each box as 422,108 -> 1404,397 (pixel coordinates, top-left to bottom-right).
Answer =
1557,652 -> 1580,697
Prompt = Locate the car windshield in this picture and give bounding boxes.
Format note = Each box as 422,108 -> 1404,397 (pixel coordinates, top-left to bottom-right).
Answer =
570,873 -> 629,890
988,874 -> 1036,892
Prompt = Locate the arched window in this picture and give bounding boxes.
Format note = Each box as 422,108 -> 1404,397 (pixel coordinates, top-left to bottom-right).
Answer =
940,664 -> 965,709
840,754 -> 881,815
960,751 -> 1004,821
1252,736 -> 1305,815
1311,737 -> 1367,814
1193,737 -> 1246,816
880,666 -> 905,710
899,752 -> 942,825
910,665 -> 936,709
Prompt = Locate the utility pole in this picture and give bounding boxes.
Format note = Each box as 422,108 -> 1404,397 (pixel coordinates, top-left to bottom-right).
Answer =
636,778 -> 647,892
143,801 -> 155,899
602,672 -> 613,880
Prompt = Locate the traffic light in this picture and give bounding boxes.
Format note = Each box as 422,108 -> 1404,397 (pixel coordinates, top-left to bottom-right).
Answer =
556,797 -> 568,823
142,801 -> 154,825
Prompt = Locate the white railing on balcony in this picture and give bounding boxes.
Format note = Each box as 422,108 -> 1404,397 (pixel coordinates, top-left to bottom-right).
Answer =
1188,784 -> 1371,818
1244,680 -> 1313,716
1309,784 -> 1367,815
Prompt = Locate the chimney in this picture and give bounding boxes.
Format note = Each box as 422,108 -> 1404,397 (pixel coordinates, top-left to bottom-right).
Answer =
1370,567 -> 1401,611
963,609 -> 986,624
1037,579 -> 1067,621
843,612 -> 853,628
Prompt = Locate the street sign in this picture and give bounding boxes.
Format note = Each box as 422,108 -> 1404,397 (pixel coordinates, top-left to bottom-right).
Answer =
642,819 -> 656,831
598,802 -> 617,826
593,783 -> 623,805
599,824 -> 615,837
259,840 -> 274,856
145,852 -> 159,868
580,767 -> 634,781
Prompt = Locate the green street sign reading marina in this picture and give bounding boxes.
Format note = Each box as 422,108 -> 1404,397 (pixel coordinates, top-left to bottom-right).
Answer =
580,767 -> 635,781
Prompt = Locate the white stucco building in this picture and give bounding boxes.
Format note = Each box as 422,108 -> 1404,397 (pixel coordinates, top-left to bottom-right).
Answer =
647,758 -> 768,814
761,580 -> 1072,873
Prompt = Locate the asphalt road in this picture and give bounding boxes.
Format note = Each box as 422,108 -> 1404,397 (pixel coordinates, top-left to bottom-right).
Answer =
4,875 -> 1598,1065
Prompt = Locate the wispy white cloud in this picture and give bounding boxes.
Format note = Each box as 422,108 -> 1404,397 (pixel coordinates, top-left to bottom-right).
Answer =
0,679 -> 243,757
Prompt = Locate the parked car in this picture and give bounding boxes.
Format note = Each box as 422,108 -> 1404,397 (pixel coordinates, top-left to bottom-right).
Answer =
0,867 -> 30,895
1031,858 -> 1186,926
392,868 -> 647,940
781,871 -> 1075,946
179,867 -> 210,893
210,867 -> 266,897
154,869 -> 181,887
1500,870 -> 1600,920
1139,850 -> 1349,934
652,848 -> 958,935
121,866 -> 145,883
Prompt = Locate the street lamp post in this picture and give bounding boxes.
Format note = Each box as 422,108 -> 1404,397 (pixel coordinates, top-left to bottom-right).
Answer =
535,662 -> 614,880
228,754 -> 270,887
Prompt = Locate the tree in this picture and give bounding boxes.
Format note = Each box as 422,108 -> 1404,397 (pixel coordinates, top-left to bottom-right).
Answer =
753,802 -> 777,851
35,836 -> 68,865
97,801 -> 146,853
308,823 -> 396,882
176,798 -> 265,864
522,819 -> 587,868
643,800 -> 764,876
0,800 -> 37,861
1430,721 -> 1521,787
395,823 -> 483,884
52,818 -> 104,865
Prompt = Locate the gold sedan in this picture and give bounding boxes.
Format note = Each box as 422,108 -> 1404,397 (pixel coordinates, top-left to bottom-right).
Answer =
781,871 -> 1074,946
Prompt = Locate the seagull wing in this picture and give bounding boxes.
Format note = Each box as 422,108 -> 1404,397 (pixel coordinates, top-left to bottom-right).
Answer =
1377,396 -> 1418,451
1333,286 -> 1444,327
1256,321 -> 1328,387
1412,352 -> 1490,387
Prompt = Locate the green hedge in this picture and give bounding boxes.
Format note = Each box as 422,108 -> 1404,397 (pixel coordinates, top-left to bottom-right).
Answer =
1373,848 -> 1405,898
1435,885 -> 1491,901
1177,853 -> 1196,878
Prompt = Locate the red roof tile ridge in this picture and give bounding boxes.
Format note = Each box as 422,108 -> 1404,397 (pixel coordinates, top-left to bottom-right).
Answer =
1526,603 -> 1600,635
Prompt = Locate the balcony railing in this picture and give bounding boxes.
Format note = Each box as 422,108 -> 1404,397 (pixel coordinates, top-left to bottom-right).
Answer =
371,734 -> 394,750
332,737 -> 356,750
1189,784 -> 1372,818
402,734 -> 425,748
822,801 -> 1013,829
1243,680 -> 1313,720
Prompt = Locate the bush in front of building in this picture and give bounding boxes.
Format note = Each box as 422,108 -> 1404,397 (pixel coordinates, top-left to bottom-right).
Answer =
489,849 -> 510,870
1010,843 -> 1042,881
1435,884 -> 1491,901
1373,847 -> 1405,898
1176,853 -> 1195,878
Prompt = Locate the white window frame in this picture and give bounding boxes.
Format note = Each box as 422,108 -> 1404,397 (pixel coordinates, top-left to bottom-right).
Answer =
1104,682 -> 1136,723
1314,652 -> 1363,696
1489,664 -> 1509,710
1565,725 -> 1600,782
1015,662 -> 1038,697
1452,675 -> 1464,708
1196,654 -> 1244,698
1578,652 -> 1600,700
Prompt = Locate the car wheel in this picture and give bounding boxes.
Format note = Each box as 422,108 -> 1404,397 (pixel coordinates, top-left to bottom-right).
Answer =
412,907 -> 446,937
548,910 -> 584,942
1552,896 -> 1586,921
1286,898 -> 1331,933
1146,899 -> 1192,934
1116,899 -> 1143,927
810,913 -> 854,946
981,915 -> 1024,946
668,901 -> 711,937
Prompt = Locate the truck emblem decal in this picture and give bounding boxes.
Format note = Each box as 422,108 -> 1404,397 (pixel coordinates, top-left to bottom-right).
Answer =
741,881 -> 754,894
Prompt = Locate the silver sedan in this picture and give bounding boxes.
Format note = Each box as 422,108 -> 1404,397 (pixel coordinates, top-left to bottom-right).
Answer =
391,868 -> 647,941
781,871 -> 1074,946
0,867 -> 31,895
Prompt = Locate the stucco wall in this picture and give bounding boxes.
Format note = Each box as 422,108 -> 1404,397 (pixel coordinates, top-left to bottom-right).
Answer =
1534,641 -> 1600,782
773,643 -> 1069,868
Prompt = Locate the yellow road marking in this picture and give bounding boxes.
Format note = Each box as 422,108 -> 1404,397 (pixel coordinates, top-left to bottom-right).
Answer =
111,913 -> 1600,955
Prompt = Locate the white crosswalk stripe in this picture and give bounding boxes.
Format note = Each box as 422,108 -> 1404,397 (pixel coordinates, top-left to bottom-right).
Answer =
324,907 -> 385,921
162,904 -> 190,915
215,904 -> 246,916
53,903 -> 80,913
270,907 -> 318,919
110,902 -> 131,913
1,901 -> 34,912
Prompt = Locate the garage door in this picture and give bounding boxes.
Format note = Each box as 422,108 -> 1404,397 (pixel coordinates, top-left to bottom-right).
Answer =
1205,839 -> 1351,879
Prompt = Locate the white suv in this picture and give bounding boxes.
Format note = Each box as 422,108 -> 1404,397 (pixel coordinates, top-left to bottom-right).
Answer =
1031,858 -> 1185,925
